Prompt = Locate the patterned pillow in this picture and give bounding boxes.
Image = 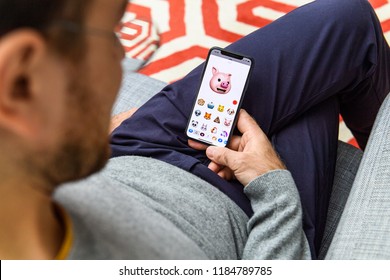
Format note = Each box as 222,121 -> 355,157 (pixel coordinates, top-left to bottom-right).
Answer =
117,2 -> 160,69
120,0 -> 390,84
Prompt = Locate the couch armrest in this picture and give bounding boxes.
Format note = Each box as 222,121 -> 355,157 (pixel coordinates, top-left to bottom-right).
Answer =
318,141 -> 362,259
326,93 -> 390,259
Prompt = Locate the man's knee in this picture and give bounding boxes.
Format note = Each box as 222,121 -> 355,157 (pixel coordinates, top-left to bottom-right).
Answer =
311,0 -> 375,30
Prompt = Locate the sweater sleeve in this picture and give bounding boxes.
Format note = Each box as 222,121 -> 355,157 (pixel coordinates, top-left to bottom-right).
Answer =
242,170 -> 311,259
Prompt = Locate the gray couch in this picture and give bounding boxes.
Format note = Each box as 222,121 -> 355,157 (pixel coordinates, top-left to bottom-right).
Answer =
113,58 -> 390,259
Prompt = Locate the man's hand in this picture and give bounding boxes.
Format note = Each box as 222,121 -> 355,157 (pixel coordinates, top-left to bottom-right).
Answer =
109,108 -> 138,134
189,110 -> 286,186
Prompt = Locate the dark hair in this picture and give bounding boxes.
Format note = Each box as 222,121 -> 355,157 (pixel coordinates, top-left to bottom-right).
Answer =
0,0 -> 91,58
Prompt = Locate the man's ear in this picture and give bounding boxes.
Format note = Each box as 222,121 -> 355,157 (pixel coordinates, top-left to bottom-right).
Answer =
0,30 -> 46,138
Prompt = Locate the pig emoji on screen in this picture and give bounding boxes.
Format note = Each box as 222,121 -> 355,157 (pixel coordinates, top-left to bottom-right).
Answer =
209,67 -> 232,94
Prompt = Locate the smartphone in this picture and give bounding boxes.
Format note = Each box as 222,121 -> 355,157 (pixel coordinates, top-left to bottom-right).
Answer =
186,47 -> 253,147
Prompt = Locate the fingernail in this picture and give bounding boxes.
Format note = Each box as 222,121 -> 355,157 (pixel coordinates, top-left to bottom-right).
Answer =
206,146 -> 215,158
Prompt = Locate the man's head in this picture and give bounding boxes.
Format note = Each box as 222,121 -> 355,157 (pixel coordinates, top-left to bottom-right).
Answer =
0,0 -> 127,190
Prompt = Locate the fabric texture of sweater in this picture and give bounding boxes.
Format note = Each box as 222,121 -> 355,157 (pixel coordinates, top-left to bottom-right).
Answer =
54,156 -> 310,259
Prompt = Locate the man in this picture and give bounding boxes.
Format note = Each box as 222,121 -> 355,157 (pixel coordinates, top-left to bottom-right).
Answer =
2,0 -> 388,260
0,0 -> 309,259
0,0 -> 127,259
110,0 -> 390,258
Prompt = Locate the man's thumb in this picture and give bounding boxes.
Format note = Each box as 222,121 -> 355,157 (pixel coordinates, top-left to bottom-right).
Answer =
206,146 -> 234,166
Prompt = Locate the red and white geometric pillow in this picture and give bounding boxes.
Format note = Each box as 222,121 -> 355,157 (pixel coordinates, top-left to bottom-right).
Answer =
118,0 -> 390,147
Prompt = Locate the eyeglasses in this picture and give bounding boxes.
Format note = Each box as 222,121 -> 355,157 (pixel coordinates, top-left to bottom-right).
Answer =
52,20 -> 122,47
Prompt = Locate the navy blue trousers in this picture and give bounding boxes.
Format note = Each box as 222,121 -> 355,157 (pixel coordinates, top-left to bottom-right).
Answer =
111,0 -> 390,258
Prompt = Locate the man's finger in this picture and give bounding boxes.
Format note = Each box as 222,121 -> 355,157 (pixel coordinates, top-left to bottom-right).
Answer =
208,161 -> 223,173
206,146 -> 236,168
217,167 -> 235,181
236,109 -> 262,135
188,139 -> 209,150
110,108 -> 138,133
227,135 -> 241,151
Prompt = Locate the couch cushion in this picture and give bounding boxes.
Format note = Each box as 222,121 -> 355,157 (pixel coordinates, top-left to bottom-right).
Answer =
326,93 -> 390,259
112,59 -> 167,116
318,141 -> 362,259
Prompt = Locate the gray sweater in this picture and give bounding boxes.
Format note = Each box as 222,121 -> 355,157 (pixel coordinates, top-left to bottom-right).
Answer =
54,156 -> 310,259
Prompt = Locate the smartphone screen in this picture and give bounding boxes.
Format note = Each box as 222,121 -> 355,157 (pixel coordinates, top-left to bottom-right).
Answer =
186,47 -> 253,147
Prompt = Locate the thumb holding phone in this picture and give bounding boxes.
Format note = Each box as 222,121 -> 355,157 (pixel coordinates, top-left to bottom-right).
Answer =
204,110 -> 286,186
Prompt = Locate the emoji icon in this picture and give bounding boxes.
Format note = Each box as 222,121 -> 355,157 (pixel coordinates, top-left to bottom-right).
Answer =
198,99 -> 205,106
191,120 -> 198,127
217,105 -> 225,112
220,131 -> 228,137
212,136 -> 217,141
207,102 -> 215,109
200,132 -> 205,137
233,100 -> 238,105
201,124 -> 207,131
195,110 -> 201,116
224,118 -> 232,127
209,67 -> 232,94
218,138 -> 223,143
224,140 -> 228,145
227,108 -> 235,115
211,127 -> 218,134
214,117 -> 220,123
204,112 -> 212,120
188,129 -> 194,133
